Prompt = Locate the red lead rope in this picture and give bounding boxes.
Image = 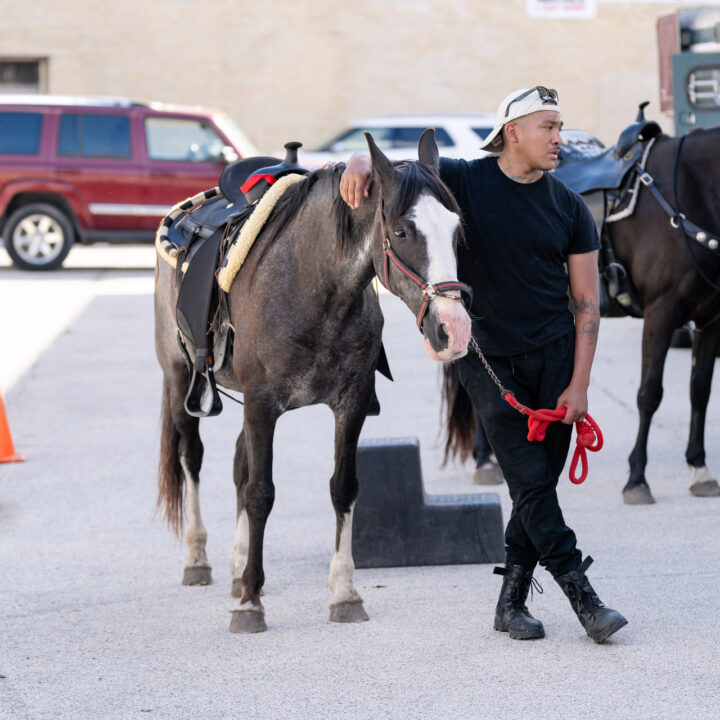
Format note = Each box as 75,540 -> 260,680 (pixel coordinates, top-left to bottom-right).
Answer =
504,393 -> 604,484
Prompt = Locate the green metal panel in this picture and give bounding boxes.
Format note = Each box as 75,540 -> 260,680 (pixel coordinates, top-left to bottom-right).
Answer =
672,52 -> 720,135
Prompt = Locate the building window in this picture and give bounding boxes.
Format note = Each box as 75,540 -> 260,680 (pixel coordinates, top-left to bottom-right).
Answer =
0,59 -> 47,94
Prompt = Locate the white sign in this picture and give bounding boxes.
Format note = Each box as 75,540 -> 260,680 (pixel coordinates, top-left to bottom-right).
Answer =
527,0 -> 597,19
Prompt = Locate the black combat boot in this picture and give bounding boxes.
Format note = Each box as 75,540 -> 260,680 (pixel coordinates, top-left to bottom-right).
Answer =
555,556 -> 628,643
493,564 -> 545,640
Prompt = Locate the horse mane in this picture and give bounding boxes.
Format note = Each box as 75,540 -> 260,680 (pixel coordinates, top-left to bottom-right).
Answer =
265,164 -> 351,252
265,160 -> 463,254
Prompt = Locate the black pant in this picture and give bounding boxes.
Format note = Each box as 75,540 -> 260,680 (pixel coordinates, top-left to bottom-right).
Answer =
458,331 -> 582,577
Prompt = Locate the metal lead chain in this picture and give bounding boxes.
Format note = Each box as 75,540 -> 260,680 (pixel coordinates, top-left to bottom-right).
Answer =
469,337 -> 509,398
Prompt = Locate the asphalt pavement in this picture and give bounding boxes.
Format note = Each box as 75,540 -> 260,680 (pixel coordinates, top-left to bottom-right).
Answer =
1,245 -> 719,720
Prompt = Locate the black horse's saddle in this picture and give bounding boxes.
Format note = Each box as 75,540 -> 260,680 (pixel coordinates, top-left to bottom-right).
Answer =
554,103 -> 663,320
554,104 -> 662,195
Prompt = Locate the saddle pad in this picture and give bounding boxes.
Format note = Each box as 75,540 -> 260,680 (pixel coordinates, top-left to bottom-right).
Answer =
217,173 -> 306,292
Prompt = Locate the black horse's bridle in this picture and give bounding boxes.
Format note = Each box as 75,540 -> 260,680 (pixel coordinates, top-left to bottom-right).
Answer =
377,197 -> 472,331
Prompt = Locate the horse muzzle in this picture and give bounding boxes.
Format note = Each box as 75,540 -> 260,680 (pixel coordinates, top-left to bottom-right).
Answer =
422,295 -> 471,362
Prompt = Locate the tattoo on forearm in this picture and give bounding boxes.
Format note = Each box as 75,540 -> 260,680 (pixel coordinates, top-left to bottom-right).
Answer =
580,320 -> 599,346
571,293 -> 600,316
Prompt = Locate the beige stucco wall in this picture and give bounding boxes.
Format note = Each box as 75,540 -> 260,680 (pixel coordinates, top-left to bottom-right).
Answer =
0,1 -> 691,153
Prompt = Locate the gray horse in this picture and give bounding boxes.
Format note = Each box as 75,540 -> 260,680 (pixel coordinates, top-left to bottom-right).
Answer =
154,130 -> 471,633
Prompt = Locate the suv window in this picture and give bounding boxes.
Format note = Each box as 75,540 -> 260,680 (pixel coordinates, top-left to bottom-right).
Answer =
58,113 -> 131,158
145,116 -> 225,162
394,126 -> 453,148
0,111 -> 43,154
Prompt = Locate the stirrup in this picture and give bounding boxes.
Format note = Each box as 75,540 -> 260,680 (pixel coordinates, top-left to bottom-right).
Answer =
184,365 -> 223,418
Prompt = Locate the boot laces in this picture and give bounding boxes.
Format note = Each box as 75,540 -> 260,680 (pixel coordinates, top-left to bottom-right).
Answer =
511,572 -> 543,607
567,576 -> 602,617
522,574 -> 544,601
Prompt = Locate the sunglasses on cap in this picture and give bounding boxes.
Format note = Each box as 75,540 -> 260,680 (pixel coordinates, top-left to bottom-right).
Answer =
504,86 -> 559,118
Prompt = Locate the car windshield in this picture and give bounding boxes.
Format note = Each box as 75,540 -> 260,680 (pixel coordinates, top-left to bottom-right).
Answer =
213,112 -> 259,158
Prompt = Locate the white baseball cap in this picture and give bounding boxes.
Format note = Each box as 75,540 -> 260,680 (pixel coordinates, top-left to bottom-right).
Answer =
480,86 -> 563,152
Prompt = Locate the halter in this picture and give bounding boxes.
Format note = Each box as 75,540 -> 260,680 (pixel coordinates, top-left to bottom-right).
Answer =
378,197 -> 473,330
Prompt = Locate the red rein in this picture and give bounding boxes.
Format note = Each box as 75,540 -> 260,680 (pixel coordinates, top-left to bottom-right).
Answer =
504,394 -> 603,484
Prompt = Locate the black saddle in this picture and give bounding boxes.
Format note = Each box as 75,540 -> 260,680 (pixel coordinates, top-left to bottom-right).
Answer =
555,103 -> 663,320
220,141 -> 307,204
173,143 -> 309,417
554,102 -> 662,195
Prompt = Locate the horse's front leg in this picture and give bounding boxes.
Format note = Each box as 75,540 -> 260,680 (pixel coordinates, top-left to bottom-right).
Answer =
624,305 -> 680,504
327,384 -> 374,624
686,322 -> 720,497
623,306 -> 681,505
230,428 -> 250,598
229,398 -> 278,634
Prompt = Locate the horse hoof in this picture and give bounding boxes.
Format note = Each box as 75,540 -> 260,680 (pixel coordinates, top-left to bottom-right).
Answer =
229,610 -> 267,634
622,484 -> 656,505
690,479 -> 720,497
473,462 -> 504,485
329,601 -> 369,623
231,578 -> 243,598
182,565 -> 213,586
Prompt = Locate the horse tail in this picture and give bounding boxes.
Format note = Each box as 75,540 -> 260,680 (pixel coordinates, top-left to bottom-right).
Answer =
441,362 -> 476,466
157,380 -> 184,536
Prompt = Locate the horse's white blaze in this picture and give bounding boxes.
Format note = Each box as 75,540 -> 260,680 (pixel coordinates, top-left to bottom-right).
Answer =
409,193 -> 460,283
328,505 -> 362,605
689,465 -> 715,485
230,509 -> 249,579
410,194 -> 470,360
180,457 -> 209,568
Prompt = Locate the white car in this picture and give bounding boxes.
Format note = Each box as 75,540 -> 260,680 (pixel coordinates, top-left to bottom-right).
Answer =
298,114 -> 496,167
297,114 -> 604,167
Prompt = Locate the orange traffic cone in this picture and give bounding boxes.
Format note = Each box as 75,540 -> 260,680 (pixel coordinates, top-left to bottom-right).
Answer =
0,389 -> 25,463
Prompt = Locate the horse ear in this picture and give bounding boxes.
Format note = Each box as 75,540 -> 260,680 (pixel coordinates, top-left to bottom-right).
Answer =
364,131 -> 395,186
418,128 -> 440,173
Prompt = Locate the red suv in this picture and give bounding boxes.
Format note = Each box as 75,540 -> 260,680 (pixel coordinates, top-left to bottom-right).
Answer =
0,95 -> 258,270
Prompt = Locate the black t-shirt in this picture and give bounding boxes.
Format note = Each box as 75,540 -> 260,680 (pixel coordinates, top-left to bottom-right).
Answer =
439,156 -> 600,356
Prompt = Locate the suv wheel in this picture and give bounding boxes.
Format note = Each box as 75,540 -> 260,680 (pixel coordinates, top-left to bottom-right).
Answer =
3,203 -> 75,271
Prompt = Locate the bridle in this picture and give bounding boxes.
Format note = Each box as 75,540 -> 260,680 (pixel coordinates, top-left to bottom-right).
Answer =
378,197 -> 473,331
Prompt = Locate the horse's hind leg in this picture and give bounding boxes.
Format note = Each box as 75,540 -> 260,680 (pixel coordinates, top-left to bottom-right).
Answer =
229,398 -> 279,633
230,428 -> 249,598
327,387 -> 373,624
686,322 -> 720,497
159,373 -> 212,585
624,305 -> 680,505
182,452 -> 212,586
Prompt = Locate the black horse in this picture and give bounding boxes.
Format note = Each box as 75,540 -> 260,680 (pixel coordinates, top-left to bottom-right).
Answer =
154,130 -> 471,633
603,127 -> 720,503
443,126 -> 720,505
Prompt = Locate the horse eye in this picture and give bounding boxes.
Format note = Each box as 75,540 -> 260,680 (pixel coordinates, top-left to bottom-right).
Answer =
394,228 -> 406,239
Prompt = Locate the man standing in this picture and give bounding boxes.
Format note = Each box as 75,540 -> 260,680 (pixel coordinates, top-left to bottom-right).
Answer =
341,87 -> 627,643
